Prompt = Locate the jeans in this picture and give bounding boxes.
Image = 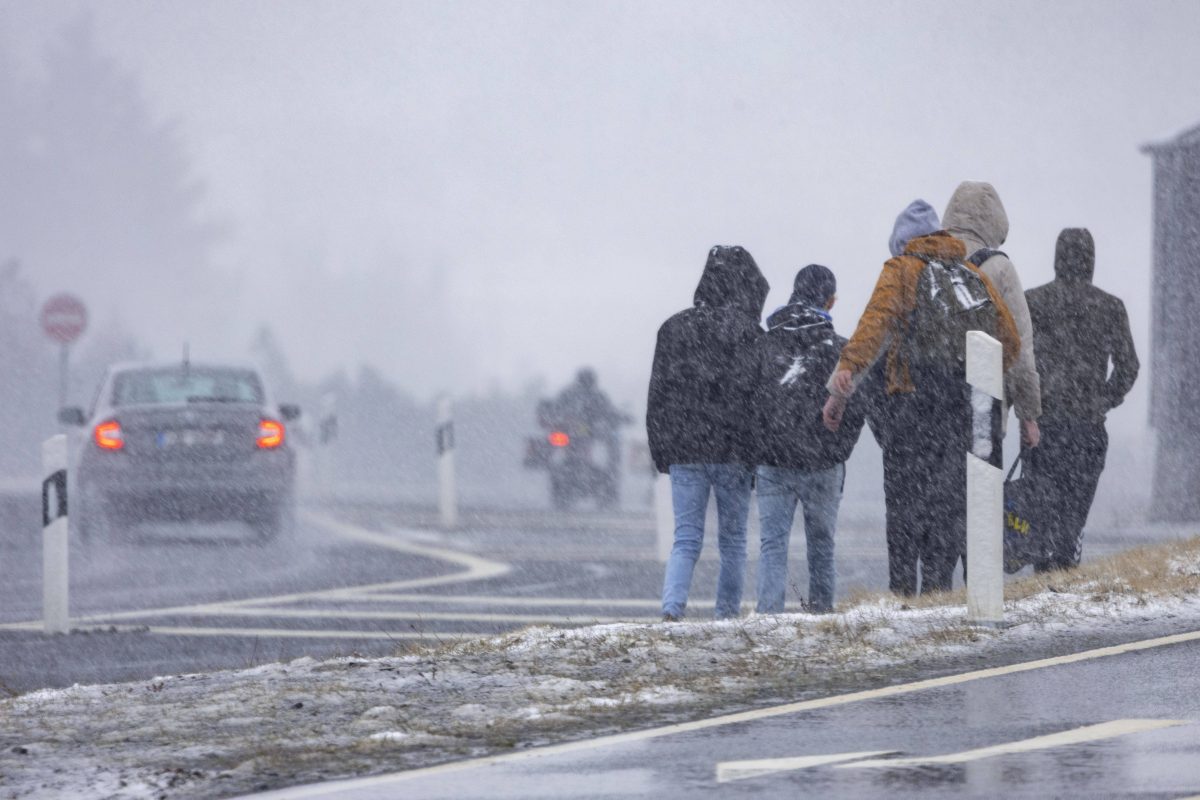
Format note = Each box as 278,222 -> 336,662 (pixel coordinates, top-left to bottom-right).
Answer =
755,464 -> 845,613
661,464 -> 753,619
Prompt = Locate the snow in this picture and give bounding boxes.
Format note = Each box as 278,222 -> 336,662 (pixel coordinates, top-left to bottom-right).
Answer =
2,555 -> 1200,799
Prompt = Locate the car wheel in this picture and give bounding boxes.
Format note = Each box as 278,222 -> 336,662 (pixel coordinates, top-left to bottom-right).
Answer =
252,497 -> 293,542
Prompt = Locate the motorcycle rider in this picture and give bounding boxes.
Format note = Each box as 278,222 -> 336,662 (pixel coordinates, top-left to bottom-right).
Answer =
552,368 -> 628,475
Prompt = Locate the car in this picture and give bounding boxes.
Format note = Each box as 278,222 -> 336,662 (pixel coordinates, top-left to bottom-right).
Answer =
58,360 -> 300,541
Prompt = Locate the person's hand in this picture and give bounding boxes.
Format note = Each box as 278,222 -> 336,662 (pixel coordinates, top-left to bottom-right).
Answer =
830,369 -> 854,397
823,394 -> 848,432
1021,418 -> 1040,449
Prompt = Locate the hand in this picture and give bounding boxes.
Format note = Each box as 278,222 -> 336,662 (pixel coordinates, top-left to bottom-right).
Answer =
830,369 -> 854,397
1020,418 -> 1040,449
823,394 -> 848,432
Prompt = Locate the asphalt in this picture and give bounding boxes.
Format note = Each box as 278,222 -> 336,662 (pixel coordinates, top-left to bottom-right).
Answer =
0,494 -> 1192,696
250,635 -> 1200,799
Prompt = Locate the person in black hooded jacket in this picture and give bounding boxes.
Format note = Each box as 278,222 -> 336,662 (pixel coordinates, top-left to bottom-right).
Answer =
648,245 -> 769,620
752,264 -> 866,613
1024,228 -> 1139,571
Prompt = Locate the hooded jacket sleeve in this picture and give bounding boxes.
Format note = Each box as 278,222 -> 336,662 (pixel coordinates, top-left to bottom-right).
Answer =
978,270 -> 1022,373
646,323 -> 672,473
980,254 -> 1042,420
1104,298 -> 1139,411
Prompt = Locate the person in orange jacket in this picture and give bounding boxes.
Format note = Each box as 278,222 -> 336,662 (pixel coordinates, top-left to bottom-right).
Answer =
823,221 -> 1020,594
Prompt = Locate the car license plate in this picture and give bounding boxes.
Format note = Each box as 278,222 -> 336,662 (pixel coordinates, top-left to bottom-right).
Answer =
158,429 -> 225,448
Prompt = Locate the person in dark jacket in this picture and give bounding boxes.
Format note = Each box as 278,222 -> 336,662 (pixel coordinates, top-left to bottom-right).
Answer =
753,264 -> 866,613
1024,228 -> 1139,571
648,245 -> 769,620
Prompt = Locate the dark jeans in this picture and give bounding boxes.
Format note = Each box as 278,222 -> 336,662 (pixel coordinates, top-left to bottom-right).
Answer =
1027,420 -> 1108,571
881,374 -> 972,595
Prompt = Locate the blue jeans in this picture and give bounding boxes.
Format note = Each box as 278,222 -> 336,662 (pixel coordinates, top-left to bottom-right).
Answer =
755,463 -> 845,613
661,464 -> 753,619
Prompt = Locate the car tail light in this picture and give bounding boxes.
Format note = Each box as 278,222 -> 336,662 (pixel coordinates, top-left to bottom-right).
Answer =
95,420 -> 124,450
257,419 -> 285,449
548,431 -> 570,448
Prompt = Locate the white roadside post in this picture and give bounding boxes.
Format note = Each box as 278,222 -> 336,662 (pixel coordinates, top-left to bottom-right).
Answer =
965,331 -> 1004,625
654,472 -> 673,562
436,396 -> 458,530
42,434 -> 70,634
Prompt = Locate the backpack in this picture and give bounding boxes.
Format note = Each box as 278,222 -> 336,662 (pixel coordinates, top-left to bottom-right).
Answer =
967,248 -> 1007,268
907,254 -> 999,373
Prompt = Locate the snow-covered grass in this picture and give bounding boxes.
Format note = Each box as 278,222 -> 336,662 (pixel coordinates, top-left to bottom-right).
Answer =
3,536 -> 1200,799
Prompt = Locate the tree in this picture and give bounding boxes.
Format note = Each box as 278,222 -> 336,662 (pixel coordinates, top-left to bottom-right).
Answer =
0,15 -> 226,358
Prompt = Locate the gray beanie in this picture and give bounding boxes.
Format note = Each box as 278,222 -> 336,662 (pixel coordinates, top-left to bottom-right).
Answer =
889,199 -> 941,257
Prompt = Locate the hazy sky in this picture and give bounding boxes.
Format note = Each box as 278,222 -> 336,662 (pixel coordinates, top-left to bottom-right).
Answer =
2,0 -> 1198,426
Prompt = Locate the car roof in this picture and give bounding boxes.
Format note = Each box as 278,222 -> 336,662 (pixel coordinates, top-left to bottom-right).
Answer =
106,360 -> 264,377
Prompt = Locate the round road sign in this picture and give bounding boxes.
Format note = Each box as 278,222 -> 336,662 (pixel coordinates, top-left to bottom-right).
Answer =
40,294 -> 88,345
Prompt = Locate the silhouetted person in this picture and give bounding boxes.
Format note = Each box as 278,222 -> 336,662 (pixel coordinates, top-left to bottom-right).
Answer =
1024,228 -> 1138,571
648,245 -> 768,620
824,225 -> 1020,594
752,264 -> 865,613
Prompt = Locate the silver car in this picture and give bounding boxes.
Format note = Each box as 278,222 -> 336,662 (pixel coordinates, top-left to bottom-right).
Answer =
59,361 -> 299,540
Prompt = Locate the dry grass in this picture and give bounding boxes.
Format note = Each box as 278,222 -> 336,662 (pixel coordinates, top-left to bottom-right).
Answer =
836,535 -> 1200,612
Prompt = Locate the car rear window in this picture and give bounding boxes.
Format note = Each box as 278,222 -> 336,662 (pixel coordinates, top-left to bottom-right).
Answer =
112,369 -> 264,406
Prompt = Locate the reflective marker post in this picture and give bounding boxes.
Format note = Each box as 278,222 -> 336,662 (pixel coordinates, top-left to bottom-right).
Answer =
965,331 -> 1004,625
436,396 -> 458,530
42,434 -> 70,634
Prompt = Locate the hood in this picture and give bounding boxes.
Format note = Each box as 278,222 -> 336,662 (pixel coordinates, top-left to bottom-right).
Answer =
693,245 -> 770,319
943,181 -> 1009,250
903,231 -> 968,263
889,200 -> 941,257
766,302 -> 833,336
1054,228 -> 1095,283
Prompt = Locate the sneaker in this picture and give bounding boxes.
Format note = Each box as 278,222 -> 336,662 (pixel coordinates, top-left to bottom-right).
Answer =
662,613 -> 682,623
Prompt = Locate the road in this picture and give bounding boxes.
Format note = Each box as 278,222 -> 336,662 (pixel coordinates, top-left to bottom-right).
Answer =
0,494 -> 1190,694
250,633 -> 1200,799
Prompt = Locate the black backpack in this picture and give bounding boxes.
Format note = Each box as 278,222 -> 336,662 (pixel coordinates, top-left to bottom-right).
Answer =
907,253 -> 999,374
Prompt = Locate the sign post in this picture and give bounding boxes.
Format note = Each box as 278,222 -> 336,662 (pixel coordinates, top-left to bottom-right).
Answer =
436,396 -> 458,529
40,294 -> 88,410
42,434 -> 70,634
965,331 -> 1005,625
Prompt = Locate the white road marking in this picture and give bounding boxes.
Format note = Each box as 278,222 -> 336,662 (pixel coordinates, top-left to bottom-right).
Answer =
717,750 -> 894,782
349,593 -> 671,608
0,513 -> 515,633
238,628 -> 1200,799
843,719 -> 1186,768
127,606 -> 653,625
128,626 -> 471,641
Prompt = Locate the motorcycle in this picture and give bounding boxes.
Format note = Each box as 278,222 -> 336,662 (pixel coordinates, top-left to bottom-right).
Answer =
523,399 -> 619,511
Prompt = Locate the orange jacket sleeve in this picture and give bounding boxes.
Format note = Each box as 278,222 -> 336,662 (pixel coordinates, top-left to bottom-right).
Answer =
836,258 -> 909,376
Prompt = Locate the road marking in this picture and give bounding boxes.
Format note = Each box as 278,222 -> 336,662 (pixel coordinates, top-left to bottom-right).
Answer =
0,513 -> 515,633
325,592 -> 671,608
127,606 -> 654,625
717,751 -> 894,782
844,719 -> 1186,769
238,628 -> 1200,799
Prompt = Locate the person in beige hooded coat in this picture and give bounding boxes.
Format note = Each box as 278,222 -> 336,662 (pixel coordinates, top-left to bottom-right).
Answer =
943,181 -> 1042,448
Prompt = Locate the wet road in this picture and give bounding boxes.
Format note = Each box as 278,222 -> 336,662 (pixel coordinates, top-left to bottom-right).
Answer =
0,494 -> 1191,694
251,634 -> 1200,799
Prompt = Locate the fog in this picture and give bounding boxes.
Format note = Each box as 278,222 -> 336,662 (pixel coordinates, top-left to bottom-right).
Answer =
2,0 -> 1198,513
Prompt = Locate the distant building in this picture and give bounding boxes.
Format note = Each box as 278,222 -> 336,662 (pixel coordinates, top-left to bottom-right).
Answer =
1143,124 -> 1200,521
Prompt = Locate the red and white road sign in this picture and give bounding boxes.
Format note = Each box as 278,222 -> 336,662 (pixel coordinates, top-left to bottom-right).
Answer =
40,294 -> 88,345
